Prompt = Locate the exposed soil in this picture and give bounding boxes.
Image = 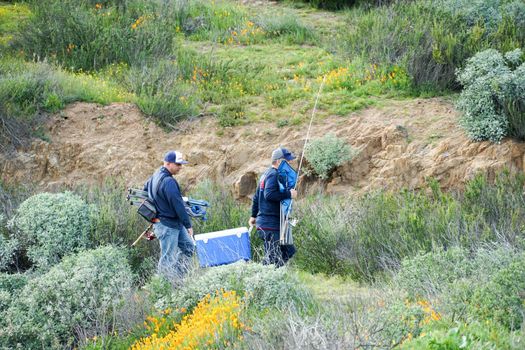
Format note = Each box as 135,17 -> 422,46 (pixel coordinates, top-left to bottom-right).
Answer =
1,98 -> 524,198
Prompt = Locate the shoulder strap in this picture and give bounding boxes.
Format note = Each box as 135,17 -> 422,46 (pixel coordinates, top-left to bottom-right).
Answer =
258,167 -> 275,208
148,171 -> 168,204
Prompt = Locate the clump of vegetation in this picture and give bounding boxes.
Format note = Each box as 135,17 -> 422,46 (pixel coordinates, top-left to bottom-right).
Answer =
2,246 -> 134,349
294,173 -> 525,280
155,261 -> 313,313
340,0 -> 525,92
457,48 -> 525,142
130,290 -> 246,350
304,133 -> 354,179
10,191 -> 91,269
16,0 -> 177,71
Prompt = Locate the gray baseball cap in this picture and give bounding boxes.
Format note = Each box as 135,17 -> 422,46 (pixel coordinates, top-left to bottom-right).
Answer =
271,147 -> 296,162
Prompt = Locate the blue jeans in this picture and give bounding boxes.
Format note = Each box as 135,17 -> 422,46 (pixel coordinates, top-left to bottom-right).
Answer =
257,229 -> 296,267
154,222 -> 195,281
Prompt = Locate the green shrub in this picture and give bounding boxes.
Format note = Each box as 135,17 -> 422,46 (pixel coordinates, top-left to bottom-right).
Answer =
11,191 -> 91,269
0,229 -> 18,272
128,60 -> 200,128
293,195 -> 354,276
217,102 -> 246,127
468,252 -> 525,330
304,133 -> 354,179
0,272 -> 27,313
16,0 -> 176,71
340,0 -> 525,93
158,261 -> 313,313
456,48 -> 525,142
2,246 -> 134,349
76,178 -> 157,282
294,173 -> 525,280
0,57 -> 129,148
256,13 -> 316,45
0,273 -> 28,334
400,320 -> 522,350
394,247 -> 471,300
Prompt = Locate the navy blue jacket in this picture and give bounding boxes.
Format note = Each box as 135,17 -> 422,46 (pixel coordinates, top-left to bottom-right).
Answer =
143,167 -> 192,230
251,167 -> 291,231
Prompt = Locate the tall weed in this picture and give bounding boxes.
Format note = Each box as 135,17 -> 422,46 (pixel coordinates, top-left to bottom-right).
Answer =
16,0 -> 176,71
340,0 -> 525,92
294,173 -> 525,280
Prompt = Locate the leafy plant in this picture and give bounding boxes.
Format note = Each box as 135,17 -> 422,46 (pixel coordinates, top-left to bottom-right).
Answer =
159,261 -> 313,313
10,191 -> 91,269
2,246 -> 134,349
304,133 -> 354,179
456,48 -> 525,142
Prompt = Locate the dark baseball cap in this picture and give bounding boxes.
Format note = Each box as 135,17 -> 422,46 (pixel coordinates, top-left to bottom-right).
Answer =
164,150 -> 188,164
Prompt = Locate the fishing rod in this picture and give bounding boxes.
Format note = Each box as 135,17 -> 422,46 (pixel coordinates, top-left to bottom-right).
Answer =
280,75 -> 326,244
295,75 -> 326,188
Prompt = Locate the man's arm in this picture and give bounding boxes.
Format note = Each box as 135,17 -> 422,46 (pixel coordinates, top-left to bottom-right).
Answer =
263,171 -> 291,202
165,179 -> 192,229
249,186 -> 259,226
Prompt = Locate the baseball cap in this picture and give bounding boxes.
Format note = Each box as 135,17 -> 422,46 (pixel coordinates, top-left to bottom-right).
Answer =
271,147 -> 296,162
164,150 -> 189,164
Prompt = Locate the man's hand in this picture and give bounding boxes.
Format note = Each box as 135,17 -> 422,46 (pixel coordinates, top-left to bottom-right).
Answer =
290,189 -> 297,199
187,227 -> 194,237
248,217 -> 256,226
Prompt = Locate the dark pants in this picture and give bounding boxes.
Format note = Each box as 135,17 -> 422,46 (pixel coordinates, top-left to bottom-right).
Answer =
257,229 -> 296,267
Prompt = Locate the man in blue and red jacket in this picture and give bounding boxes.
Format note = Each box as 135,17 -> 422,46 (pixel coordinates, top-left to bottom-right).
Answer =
144,150 -> 194,281
249,147 -> 298,266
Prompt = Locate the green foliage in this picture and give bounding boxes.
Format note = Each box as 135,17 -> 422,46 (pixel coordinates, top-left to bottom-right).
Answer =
11,191 -> 91,269
340,0 -> 525,93
293,196 -> 354,276
2,246 -> 134,349
286,0 -> 361,10
0,272 -> 27,315
217,102 -> 246,127
294,173 -> 525,280
304,133 -> 354,179
468,252 -> 525,330
456,48 -> 525,142
0,2 -> 30,49
76,178 -> 157,282
0,57 -> 129,149
16,0 -> 176,71
0,229 -> 18,272
394,247 -> 471,300
156,261 -> 313,313
256,12 -> 316,45
400,320 -> 522,350
127,60 -> 199,128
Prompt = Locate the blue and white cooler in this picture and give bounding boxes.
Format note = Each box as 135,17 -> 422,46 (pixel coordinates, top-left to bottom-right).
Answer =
194,227 -> 251,267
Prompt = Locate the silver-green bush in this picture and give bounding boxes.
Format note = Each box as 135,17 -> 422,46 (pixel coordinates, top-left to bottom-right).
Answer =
304,133 -> 354,179
2,246 -> 134,349
456,48 -> 525,142
152,261 -> 313,313
11,192 -> 91,269
0,215 -> 18,272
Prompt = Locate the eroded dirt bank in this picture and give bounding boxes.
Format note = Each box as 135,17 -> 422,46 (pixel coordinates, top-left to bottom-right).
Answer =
2,99 -> 524,197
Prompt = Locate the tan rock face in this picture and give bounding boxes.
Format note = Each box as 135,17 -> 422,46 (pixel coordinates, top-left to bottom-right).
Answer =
1,99 -> 524,197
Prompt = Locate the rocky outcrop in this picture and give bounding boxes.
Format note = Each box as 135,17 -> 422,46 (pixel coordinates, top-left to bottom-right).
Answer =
1,99 -> 524,197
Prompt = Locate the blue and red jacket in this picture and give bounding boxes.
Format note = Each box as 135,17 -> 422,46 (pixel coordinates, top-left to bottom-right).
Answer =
143,167 -> 192,230
251,167 -> 291,231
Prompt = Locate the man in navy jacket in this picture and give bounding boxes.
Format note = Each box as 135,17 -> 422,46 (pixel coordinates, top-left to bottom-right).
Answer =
144,150 -> 194,281
249,147 -> 297,266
